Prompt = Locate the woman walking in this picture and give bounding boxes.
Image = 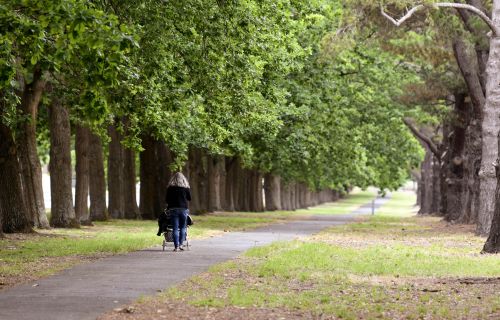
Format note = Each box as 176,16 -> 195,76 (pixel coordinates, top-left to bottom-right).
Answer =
165,172 -> 191,251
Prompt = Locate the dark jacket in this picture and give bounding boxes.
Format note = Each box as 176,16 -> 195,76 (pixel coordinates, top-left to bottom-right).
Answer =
157,186 -> 192,236
165,186 -> 191,209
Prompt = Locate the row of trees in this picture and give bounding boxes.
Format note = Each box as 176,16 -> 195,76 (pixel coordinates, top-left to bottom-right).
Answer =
374,0 -> 500,253
7,0 -> 500,254
6,1 -> 500,254
0,2 -> 420,240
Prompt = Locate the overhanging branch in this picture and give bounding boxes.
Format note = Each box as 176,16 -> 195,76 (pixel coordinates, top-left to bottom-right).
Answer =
403,118 -> 440,157
381,2 -> 499,36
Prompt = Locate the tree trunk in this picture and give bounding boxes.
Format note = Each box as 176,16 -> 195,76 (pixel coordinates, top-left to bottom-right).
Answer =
484,1 -> 500,248
303,184 -> 310,208
445,93 -> 467,221
140,135 -> 156,219
436,123 -> 449,216
224,157 -> 236,211
207,154 -> 222,212
157,141 -> 172,212
219,158 -> 227,210
458,116 -> 482,224
483,130 -> 500,253
415,174 -> 421,207
48,99 -> 78,228
264,173 -> 281,211
249,170 -> 264,212
123,146 -> 139,219
484,175 -> 500,253
197,150 -> 208,212
187,148 -> 201,213
297,184 -> 304,209
247,170 -> 255,211
186,148 -> 206,213
478,32 -> 500,235
237,165 -> 250,211
139,136 -> 172,219
108,122 -> 124,219
282,182 -> 291,211
88,132 -> 107,221
453,38 -> 484,120
0,120 -> 32,233
75,125 -> 91,225
290,183 -> 297,210
17,71 -> 49,229
294,183 -> 300,209
452,32 -> 485,225
419,150 -> 433,214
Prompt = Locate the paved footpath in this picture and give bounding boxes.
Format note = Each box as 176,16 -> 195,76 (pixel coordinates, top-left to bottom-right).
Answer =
0,196 -> 389,320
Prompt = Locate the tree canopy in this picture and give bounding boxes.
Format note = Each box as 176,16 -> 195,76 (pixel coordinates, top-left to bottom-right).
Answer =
1,0 -> 424,195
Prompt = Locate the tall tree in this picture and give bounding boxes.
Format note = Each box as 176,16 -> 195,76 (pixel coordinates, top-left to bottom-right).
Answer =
380,0 -> 500,252
0,0 -> 134,230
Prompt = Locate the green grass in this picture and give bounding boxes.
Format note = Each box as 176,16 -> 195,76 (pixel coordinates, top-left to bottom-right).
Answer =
374,189 -> 417,217
246,240 -> 500,278
295,188 -> 377,215
0,220 -> 158,278
160,188 -> 500,319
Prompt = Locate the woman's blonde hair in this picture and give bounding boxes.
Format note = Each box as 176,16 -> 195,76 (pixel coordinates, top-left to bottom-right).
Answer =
168,172 -> 190,188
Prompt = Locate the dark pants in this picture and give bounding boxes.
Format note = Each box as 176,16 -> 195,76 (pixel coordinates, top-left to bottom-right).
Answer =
169,208 -> 188,248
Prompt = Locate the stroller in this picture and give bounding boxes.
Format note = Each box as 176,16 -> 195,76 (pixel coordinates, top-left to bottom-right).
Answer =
158,209 -> 192,251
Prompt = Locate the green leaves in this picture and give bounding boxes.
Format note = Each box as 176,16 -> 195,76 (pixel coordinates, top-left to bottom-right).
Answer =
1,0 -> 134,129
2,0 -> 424,190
